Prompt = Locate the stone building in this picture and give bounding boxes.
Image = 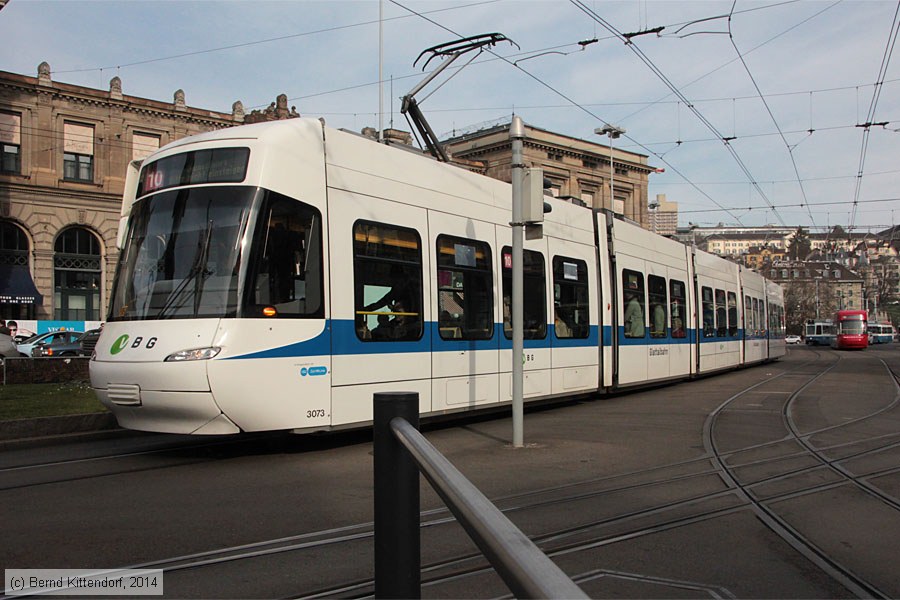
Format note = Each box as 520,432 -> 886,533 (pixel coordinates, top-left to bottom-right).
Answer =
0,63 -> 246,322
442,122 -> 655,228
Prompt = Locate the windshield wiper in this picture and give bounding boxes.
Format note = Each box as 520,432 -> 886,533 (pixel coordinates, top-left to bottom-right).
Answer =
156,221 -> 214,318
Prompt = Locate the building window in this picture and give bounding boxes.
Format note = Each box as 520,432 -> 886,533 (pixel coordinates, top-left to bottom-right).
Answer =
436,235 -> 492,341
132,132 -> 161,161
353,221 -> 423,342
54,227 -> 101,321
63,122 -> 94,182
0,112 -> 22,174
0,220 -> 37,320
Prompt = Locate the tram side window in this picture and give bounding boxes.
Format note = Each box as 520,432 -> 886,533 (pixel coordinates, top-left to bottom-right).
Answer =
553,256 -> 589,339
502,247 -> 546,339
669,279 -> 687,338
436,235 -> 492,340
246,191 -> 323,318
648,275 -> 667,338
727,291 -> 738,336
758,299 -> 766,336
623,270 -> 646,338
715,289 -> 727,337
745,295 -> 753,337
752,298 -> 760,336
353,221 -> 423,341
702,286 -> 715,338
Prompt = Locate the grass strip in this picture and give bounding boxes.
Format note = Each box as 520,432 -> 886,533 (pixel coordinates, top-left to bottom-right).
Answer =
0,382 -> 106,421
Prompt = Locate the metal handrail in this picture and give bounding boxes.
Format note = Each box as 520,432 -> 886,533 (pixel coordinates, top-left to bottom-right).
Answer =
373,392 -> 587,599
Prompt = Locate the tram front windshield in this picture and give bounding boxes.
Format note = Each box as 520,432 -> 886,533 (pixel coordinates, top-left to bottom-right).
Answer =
838,319 -> 865,335
109,186 -> 323,321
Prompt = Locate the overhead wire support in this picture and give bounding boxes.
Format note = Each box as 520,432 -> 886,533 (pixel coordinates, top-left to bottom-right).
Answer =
622,26 -> 665,40
401,33 -> 518,161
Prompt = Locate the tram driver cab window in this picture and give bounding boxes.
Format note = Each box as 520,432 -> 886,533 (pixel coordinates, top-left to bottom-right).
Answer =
246,192 -> 323,318
353,221 -> 423,342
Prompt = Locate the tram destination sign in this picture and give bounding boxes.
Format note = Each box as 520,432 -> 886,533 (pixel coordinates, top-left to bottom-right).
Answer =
138,148 -> 249,197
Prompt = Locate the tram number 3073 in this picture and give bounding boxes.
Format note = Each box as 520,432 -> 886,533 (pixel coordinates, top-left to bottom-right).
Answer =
307,409 -> 327,418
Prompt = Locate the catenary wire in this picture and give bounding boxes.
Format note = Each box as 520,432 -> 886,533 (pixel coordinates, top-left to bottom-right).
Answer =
388,0 -> 747,225
849,1 -> 900,232
727,0 -> 816,227
570,0 -> 786,226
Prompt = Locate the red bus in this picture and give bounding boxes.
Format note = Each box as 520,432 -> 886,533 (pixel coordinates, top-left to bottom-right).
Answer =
832,309 -> 868,350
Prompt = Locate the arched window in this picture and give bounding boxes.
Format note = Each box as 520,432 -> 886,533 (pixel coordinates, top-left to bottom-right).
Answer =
0,220 -> 40,320
54,227 -> 101,321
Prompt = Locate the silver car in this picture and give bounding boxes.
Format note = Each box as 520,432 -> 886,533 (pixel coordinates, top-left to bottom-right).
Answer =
16,330 -> 83,357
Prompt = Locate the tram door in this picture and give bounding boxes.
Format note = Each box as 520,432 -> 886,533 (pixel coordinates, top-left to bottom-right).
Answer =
429,213 -> 500,411
328,189 -> 432,424
548,238 -> 600,396
499,236 -> 552,402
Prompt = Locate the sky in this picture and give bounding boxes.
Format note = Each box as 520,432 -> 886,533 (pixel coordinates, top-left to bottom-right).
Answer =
1,0 -> 899,232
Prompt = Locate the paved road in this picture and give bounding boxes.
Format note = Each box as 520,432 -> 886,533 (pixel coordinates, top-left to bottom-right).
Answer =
2,345 -> 899,599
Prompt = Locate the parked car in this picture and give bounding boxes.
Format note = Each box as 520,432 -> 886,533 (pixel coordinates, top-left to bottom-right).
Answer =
17,330 -> 83,358
32,329 -> 101,357
785,334 -> 802,345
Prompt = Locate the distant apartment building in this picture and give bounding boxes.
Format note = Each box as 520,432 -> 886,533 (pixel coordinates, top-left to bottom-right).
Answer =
743,245 -> 786,270
442,122 -> 657,228
649,194 -> 678,236
768,260 -> 864,313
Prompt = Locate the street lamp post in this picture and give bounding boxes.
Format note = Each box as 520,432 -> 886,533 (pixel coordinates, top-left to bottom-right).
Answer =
595,124 -> 626,215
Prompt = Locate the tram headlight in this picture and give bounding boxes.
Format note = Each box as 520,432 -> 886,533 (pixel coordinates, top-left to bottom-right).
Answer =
164,346 -> 222,362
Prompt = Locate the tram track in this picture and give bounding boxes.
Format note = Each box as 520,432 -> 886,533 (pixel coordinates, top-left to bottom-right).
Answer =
7,348 -> 897,599
60,348 -> 893,599
702,350 -> 900,599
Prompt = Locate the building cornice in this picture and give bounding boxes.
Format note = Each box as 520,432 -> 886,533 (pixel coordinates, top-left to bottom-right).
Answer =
0,70 -> 236,128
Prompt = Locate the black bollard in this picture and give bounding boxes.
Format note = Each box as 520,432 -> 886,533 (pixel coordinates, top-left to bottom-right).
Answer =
373,391 -> 420,599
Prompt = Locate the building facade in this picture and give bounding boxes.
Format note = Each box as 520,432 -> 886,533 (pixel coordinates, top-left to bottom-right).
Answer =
442,122 -> 656,228
0,63 -> 245,323
768,260 -> 864,326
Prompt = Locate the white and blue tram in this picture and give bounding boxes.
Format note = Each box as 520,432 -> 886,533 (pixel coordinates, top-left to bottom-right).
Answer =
868,322 -> 895,345
804,319 -> 835,346
90,119 -> 785,435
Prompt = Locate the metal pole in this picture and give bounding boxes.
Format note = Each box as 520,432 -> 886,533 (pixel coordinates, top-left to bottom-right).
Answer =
595,125 -> 625,214
373,392 -> 420,599
510,117 -> 525,448
378,0 -> 384,143
609,135 -> 615,213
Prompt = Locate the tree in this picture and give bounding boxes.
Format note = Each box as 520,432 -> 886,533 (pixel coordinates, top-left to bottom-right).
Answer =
787,226 -> 812,260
